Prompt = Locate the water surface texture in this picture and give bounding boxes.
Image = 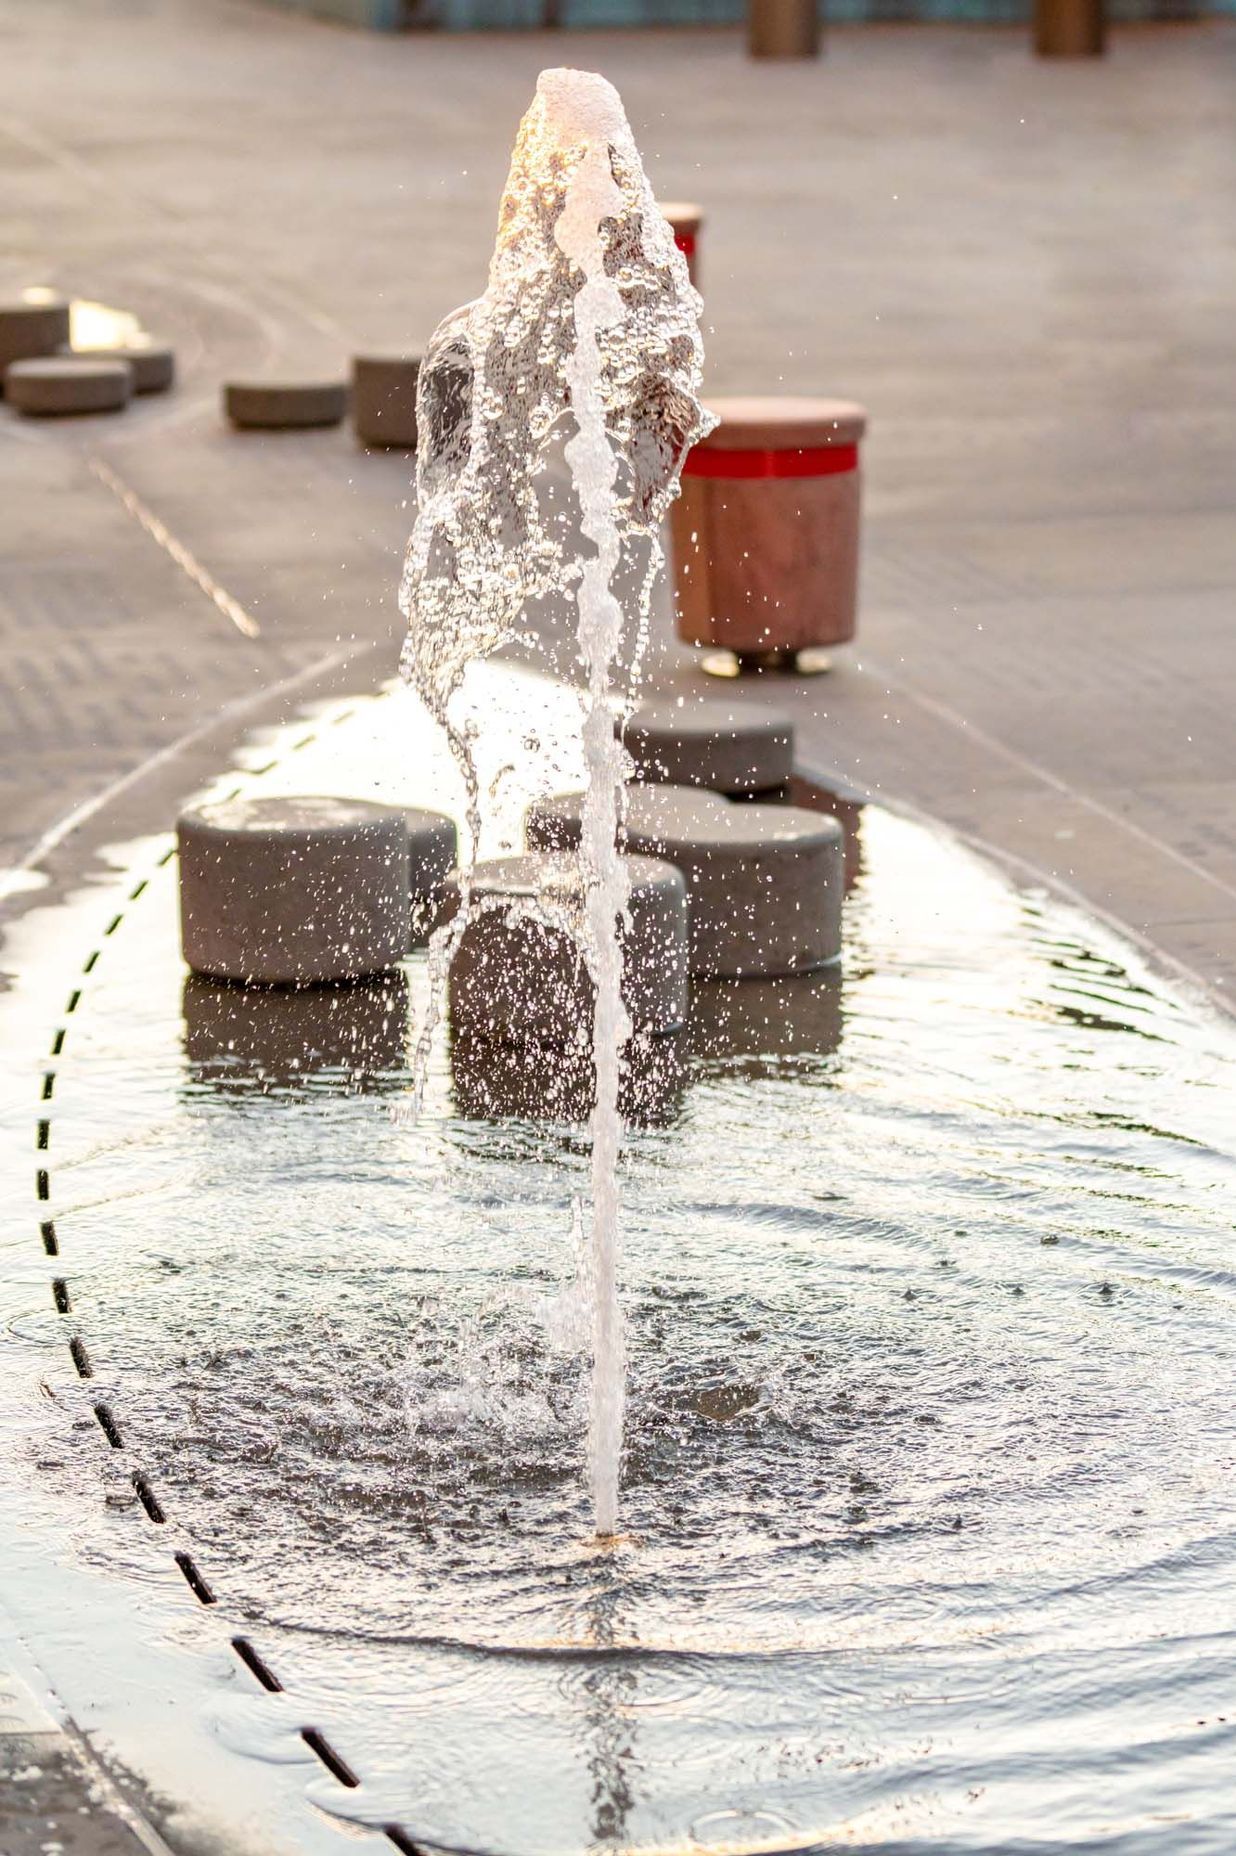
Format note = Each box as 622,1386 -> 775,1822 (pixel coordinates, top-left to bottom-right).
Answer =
5,695 -> 1236,1855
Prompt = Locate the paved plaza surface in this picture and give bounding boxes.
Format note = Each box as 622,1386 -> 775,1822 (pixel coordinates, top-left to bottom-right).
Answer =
3,1 -> 1236,1008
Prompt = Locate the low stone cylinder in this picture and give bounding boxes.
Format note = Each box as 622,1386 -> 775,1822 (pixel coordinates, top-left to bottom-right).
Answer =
526,785 -> 844,979
5,357 -> 132,416
0,297 -> 71,374
690,969 -> 843,1069
621,698 -> 793,796
59,341 -> 174,394
224,379 -> 348,429
352,354 -> 420,448
672,396 -> 867,662
447,853 -> 690,1047
178,796 -> 411,985
451,1025 -> 687,1128
658,202 -> 703,288
406,807 -> 458,944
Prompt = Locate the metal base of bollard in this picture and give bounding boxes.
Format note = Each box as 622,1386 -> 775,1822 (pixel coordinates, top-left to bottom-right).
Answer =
701,648 -> 834,679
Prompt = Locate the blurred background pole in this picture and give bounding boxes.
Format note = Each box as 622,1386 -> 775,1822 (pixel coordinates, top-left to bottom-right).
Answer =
1035,0 -> 1105,55
748,0 -> 820,58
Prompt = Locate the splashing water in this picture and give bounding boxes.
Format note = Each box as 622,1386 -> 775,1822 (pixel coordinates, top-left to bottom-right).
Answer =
399,70 -> 712,1534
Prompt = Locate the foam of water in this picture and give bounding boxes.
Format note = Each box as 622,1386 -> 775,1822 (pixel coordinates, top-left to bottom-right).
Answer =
398,69 -> 711,1533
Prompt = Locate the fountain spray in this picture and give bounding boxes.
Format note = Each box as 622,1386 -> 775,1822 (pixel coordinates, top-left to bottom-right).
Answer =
400,69 -> 712,1535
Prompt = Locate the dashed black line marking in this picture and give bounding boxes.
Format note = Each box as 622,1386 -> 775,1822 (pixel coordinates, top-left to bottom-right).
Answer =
231,1638 -> 283,1693
174,1552 -> 216,1606
36,1168 -> 49,1201
301,1729 -> 360,1790
69,1336 -> 92,1380
40,1221 -> 58,1256
132,1474 -> 166,1525
104,913 -> 123,936
42,1072 -> 55,1100
52,1278 -> 71,1315
50,1029 -> 66,1056
93,1403 -> 124,1449
66,989 -> 81,1014
83,949 -> 99,973
36,1120 -> 49,1150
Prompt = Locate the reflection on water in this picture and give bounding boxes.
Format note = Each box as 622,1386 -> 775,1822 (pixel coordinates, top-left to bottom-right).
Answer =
15,784 -> 1236,1854
183,970 -> 410,1096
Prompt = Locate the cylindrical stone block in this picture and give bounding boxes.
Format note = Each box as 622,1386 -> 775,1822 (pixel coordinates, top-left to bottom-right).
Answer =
1035,0 -> 1104,54
526,786 -> 844,979
658,202 -> 703,288
448,853 -> 690,1047
672,396 -> 867,659
748,0 -> 820,59
621,698 -> 793,795
691,969 -> 843,1068
183,970 -> 410,1093
224,379 -> 348,430
451,1025 -> 687,1128
0,297 -> 71,375
406,807 -> 458,945
59,341 -> 174,394
178,796 -> 411,985
352,354 -> 420,448
5,357 -> 132,417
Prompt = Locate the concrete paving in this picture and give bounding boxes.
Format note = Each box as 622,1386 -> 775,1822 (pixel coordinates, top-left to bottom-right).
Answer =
1,0 -> 1234,1032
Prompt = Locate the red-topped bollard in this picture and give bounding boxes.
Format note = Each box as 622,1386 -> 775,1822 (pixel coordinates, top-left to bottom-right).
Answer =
659,202 -> 703,289
671,395 -> 867,675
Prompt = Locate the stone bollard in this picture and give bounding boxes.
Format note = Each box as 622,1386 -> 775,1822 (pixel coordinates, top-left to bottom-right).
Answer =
0,296 -> 71,376
59,340 -> 174,394
526,784 -> 845,978
5,357 -> 132,417
352,354 -> 420,449
621,697 -> 794,795
224,379 -> 348,430
1035,0 -> 1105,54
451,1024 -> 687,1128
691,968 -> 843,1070
183,969 -> 410,1094
748,0 -> 819,59
447,853 -> 690,1048
658,202 -> 703,288
672,396 -> 867,675
178,797 -> 411,985
405,807 -> 458,945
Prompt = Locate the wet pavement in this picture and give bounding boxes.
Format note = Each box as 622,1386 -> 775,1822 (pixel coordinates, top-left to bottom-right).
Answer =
1,1 -> 1235,1007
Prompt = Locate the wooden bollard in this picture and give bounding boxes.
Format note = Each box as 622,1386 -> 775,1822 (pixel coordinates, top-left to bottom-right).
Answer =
748,0 -> 819,59
1035,0 -> 1105,55
659,202 -> 703,289
671,395 -> 867,674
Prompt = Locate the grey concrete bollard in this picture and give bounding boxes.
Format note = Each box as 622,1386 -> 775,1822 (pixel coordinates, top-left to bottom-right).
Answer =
183,969 -> 410,1092
177,796 -> 411,985
0,297 -> 71,375
451,1025 -> 687,1128
526,784 -> 844,978
447,853 -> 690,1047
405,807 -> 458,945
59,341 -> 174,394
224,379 -> 348,430
622,698 -> 793,795
352,354 -> 420,448
5,357 -> 132,416
690,968 -> 843,1069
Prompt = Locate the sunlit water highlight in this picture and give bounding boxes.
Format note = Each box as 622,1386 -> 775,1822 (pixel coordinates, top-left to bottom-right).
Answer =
3,687 -> 1235,1852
